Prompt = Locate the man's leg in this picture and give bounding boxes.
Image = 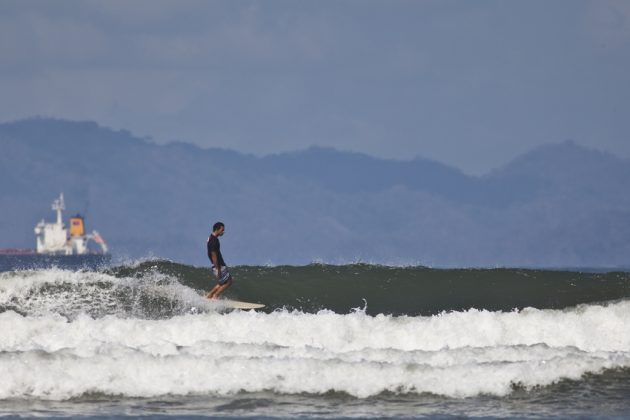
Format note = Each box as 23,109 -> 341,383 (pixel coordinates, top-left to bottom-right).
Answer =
206,283 -> 221,299
209,278 -> 233,299
207,267 -> 225,299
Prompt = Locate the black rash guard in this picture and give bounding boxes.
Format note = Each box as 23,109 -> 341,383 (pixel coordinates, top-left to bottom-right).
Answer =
207,234 -> 226,267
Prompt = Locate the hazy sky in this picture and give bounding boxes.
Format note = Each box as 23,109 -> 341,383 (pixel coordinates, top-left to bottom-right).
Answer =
1,0 -> 629,174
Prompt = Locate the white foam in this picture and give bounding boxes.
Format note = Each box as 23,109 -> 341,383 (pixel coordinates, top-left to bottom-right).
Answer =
1,300 -> 630,399
0,268 -> 207,318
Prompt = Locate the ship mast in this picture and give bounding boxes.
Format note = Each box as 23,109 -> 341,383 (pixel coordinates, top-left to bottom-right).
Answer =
52,193 -> 65,226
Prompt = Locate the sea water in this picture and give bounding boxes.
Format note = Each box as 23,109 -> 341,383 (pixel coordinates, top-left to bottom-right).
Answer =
1,259 -> 630,418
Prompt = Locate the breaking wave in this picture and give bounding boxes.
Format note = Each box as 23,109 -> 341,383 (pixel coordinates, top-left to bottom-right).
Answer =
1,263 -> 630,400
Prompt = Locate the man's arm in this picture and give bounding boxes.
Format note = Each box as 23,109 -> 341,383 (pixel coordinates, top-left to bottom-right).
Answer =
211,252 -> 221,277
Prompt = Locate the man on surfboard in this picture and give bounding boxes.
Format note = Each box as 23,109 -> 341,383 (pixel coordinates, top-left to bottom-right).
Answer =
206,222 -> 233,299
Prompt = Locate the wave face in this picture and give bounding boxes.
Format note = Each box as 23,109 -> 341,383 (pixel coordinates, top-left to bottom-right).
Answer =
1,260 -> 630,407
113,260 -> 630,316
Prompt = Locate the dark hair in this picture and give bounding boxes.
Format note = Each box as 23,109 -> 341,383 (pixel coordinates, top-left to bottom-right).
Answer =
212,222 -> 225,232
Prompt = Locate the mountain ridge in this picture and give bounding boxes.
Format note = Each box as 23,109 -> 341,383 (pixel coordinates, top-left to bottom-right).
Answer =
1,117 -> 629,267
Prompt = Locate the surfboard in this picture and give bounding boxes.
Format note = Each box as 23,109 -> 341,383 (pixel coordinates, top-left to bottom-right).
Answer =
214,299 -> 265,309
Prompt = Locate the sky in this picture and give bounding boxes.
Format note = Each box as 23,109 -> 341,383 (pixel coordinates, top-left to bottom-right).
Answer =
1,0 -> 629,175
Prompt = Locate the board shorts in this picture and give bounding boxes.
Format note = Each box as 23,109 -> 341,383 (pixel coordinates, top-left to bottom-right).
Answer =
212,266 -> 232,285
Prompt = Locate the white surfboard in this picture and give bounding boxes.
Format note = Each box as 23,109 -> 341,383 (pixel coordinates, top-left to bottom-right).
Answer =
216,299 -> 265,309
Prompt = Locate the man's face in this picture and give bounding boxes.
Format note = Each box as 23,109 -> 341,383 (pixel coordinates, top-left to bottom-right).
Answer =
216,226 -> 225,236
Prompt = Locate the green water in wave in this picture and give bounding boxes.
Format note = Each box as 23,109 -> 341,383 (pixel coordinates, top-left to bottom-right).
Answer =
108,261 -> 630,316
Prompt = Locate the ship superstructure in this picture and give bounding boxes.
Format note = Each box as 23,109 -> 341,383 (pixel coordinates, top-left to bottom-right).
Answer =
34,193 -> 108,255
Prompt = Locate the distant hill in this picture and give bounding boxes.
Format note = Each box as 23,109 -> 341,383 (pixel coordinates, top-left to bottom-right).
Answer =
1,117 -> 629,267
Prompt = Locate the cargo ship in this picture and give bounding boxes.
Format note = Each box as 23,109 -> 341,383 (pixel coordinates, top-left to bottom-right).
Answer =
0,193 -> 110,270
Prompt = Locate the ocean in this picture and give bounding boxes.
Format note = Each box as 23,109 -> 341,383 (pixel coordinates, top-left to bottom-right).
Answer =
1,257 -> 630,419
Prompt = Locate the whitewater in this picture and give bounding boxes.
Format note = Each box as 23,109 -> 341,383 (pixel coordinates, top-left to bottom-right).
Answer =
1,263 -> 630,418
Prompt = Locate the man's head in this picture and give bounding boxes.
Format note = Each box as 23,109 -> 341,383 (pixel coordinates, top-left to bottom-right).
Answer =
213,222 -> 225,236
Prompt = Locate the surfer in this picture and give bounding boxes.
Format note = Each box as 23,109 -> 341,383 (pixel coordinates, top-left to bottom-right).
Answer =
206,222 -> 233,299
